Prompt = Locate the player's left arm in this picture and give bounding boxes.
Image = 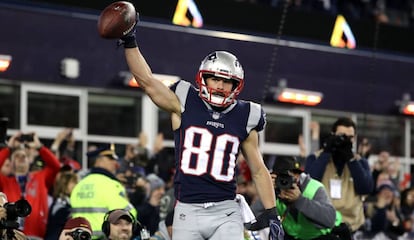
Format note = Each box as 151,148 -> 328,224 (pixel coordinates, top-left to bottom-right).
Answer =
241,130 -> 276,209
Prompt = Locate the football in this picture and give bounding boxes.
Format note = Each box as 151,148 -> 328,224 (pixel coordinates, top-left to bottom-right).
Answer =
97,1 -> 137,39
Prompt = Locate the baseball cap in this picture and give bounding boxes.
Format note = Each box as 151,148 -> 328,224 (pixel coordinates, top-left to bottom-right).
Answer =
107,209 -> 134,224
61,156 -> 81,171
272,156 -> 302,175
86,143 -> 118,160
63,217 -> 92,232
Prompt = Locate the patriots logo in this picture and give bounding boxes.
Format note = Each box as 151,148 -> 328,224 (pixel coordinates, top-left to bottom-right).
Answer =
206,52 -> 217,61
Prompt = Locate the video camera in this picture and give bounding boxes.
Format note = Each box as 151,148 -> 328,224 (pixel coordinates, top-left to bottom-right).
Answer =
0,198 -> 32,229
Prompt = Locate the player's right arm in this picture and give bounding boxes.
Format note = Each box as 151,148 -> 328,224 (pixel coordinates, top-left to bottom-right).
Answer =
125,47 -> 181,115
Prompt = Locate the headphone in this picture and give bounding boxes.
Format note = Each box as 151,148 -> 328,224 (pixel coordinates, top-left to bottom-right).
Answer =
101,209 -> 141,237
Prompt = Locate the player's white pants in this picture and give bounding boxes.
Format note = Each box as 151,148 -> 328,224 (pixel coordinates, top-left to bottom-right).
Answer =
173,199 -> 244,240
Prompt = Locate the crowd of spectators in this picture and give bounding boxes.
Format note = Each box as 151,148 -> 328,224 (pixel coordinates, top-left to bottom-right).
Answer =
2,121 -> 414,239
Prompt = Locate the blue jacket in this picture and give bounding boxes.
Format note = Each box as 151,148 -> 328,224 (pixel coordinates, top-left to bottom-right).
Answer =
305,151 -> 374,195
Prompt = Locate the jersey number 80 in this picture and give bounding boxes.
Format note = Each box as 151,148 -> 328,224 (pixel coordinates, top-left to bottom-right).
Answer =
180,126 -> 240,182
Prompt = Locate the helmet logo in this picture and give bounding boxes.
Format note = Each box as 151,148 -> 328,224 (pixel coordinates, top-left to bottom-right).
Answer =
206,52 -> 218,61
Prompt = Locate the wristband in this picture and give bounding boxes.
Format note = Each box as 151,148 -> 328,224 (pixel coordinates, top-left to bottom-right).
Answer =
121,35 -> 137,48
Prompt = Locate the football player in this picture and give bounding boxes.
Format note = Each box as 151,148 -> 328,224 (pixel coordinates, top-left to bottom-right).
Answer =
116,14 -> 283,240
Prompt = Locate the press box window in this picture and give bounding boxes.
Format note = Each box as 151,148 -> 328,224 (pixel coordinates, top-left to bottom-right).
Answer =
88,93 -> 142,137
265,114 -> 302,144
27,92 -> 79,128
0,83 -> 20,129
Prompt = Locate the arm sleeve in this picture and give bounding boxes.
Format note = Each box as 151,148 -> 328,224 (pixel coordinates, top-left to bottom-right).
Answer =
369,207 -> 387,234
348,157 -> 374,195
0,147 -> 11,168
294,187 -> 336,228
39,146 -> 62,188
305,152 -> 330,181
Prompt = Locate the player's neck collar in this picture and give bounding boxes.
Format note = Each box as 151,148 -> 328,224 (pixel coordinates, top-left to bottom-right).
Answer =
203,100 -> 237,114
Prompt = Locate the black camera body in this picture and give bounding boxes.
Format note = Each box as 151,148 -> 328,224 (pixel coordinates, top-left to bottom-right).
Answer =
66,229 -> 91,240
323,134 -> 351,153
16,134 -> 34,142
275,174 -> 295,190
0,198 -> 32,229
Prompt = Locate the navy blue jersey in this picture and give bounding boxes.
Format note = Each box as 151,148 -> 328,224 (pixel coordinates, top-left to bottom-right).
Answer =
170,80 -> 266,203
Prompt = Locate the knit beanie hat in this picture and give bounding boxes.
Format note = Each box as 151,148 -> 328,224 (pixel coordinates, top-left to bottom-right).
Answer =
146,173 -> 165,193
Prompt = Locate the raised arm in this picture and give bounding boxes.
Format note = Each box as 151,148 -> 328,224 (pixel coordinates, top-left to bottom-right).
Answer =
121,19 -> 181,115
124,47 -> 180,114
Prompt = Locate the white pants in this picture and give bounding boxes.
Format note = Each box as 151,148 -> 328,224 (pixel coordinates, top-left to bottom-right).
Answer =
173,200 -> 244,240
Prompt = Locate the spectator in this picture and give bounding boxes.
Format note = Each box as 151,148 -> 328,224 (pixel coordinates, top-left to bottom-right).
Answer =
363,181 -> 405,239
129,175 -> 150,209
0,132 -> 61,238
45,171 -> 80,240
136,173 -> 166,235
50,128 -> 75,161
249,156 -> 343,239
70,144 -> 137,239
151,210 -> 174,240
305,117 -> 374,235
101,209 -> 136,240
372,151 -> 391,189
146,133 -> 175,185
59,217 -> 92,240
0,192 -> 27,240
400,187 -> 414,236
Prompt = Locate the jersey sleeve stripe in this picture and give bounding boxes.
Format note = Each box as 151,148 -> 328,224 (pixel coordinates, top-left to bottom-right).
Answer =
175,80 -> 191,113
247,102 -> 262,133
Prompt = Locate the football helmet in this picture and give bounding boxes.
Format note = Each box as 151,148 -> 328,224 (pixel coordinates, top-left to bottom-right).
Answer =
196,51 -> 244,107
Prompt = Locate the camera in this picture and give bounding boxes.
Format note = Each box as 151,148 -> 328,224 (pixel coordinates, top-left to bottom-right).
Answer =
65,229 -> 91,240
275,173 -> 295,190
0,198 -> 32,229
16,134 -> 34,142
323,134 -> 351,152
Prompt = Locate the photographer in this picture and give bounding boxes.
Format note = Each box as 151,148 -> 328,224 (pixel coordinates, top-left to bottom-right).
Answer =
271,156 -> 340,240
305,117 -> 374,236
0,192 -> 28,240
0,132 -> 61,238
59,217 -> 92,240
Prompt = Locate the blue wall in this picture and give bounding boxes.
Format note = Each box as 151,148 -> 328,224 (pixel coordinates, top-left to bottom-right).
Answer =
0,4 -> 413,115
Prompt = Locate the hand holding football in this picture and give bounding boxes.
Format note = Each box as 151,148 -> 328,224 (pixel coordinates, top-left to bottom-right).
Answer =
97,1 -> 137,39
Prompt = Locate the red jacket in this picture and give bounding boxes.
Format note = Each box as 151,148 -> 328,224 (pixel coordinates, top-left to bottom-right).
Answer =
0,146 -> 61,238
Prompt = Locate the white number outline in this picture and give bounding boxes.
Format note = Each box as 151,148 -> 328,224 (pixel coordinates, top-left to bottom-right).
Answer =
180,126 -> 240,182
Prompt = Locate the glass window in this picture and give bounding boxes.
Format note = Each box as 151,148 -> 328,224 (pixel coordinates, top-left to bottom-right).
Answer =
0,83 -> 20,129
88,93 -> 142,137
355,115 -> 405,156
158,110 -> 173,140
264,114 -> 302,144
28,92 -> 79,128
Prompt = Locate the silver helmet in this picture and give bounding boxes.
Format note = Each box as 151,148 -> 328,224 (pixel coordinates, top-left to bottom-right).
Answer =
196,51 -> 244,107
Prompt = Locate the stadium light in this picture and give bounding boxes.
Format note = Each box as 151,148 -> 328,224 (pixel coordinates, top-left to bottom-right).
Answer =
120,71 -> 180,88
398,93 -> 414,115
0,55 -> 12,72
273,79 -> 323,106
